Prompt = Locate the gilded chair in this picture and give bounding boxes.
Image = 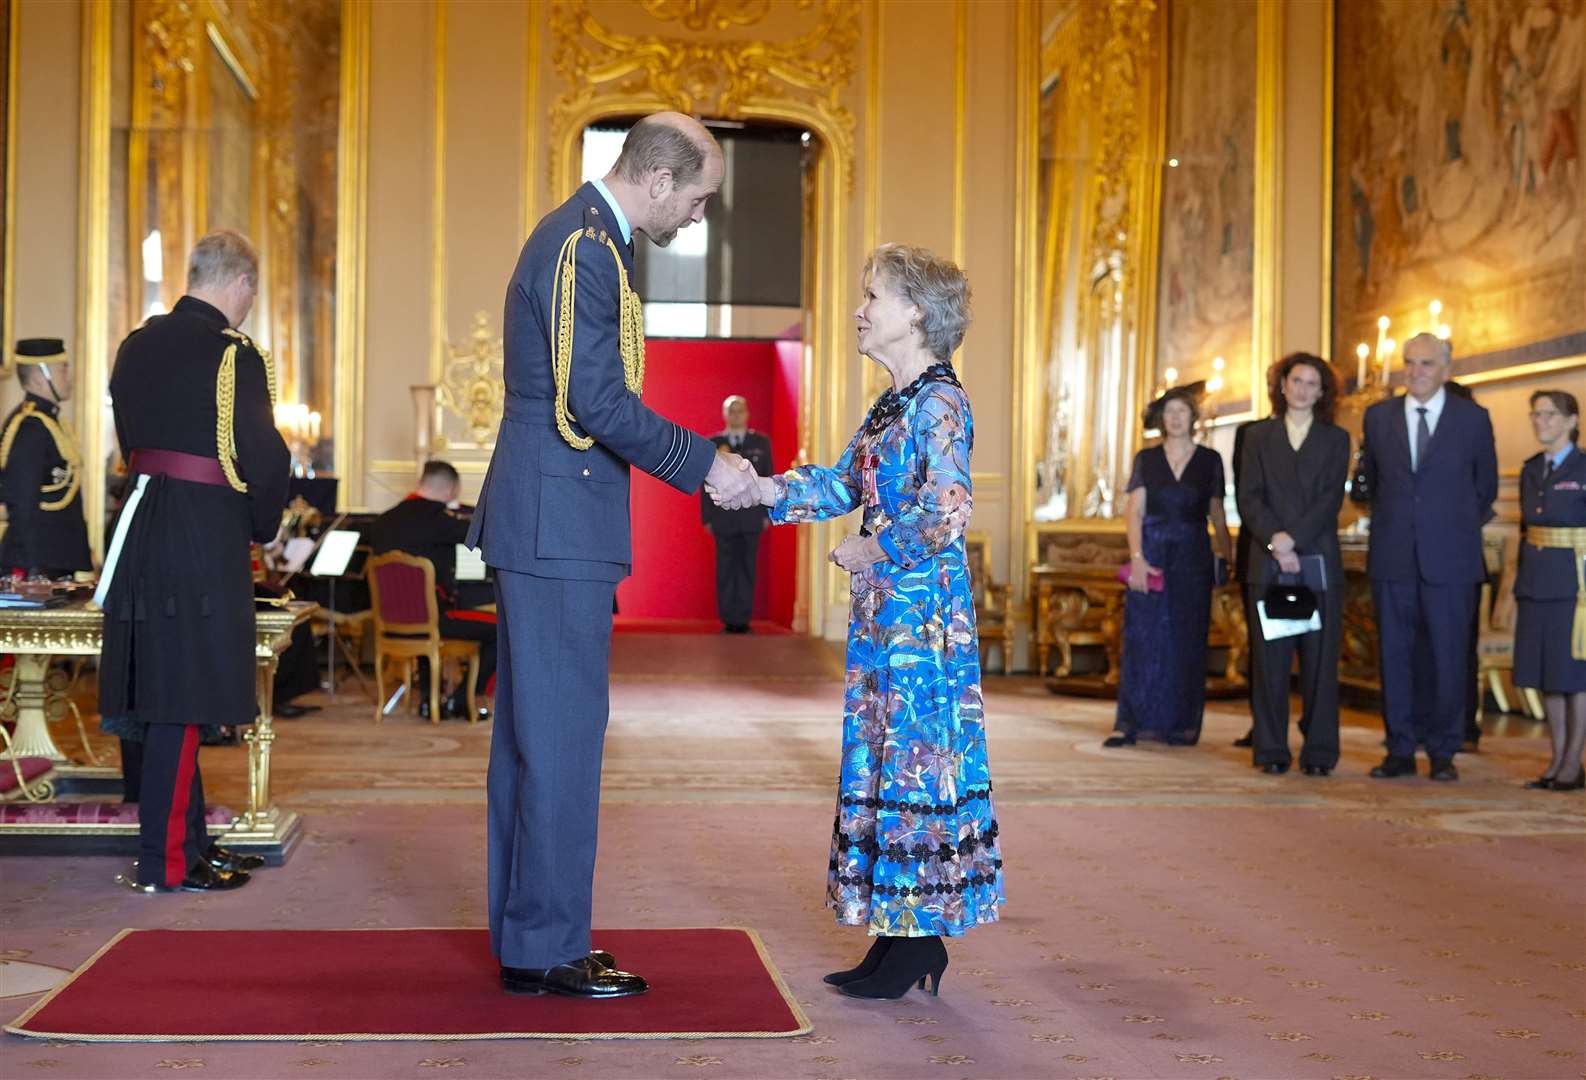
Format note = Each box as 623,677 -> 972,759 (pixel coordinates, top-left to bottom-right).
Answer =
964,531 -> 1013,675
366,552 -> 480,725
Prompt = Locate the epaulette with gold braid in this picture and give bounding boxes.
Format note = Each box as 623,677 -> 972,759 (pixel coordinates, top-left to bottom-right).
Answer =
214,328 -> 279,493
550,226 -> 645,450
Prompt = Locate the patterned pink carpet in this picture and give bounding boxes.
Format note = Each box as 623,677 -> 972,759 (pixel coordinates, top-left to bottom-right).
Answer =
2,632 -> 1582,1079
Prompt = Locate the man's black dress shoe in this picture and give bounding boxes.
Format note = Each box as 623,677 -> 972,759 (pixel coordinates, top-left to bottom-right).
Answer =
441,697 -> 491,721
1102,733 -> 1136,748
206,843 -> 265,872
1429,758 -> 1459,782
1524,775 -> 1555,790
121,860 -> 250,893
1370,755 -> 1416,778
501,955 -> 648,998
1260,762 -> 1289,774
1232,731 -> 1254,748
1301,764 -> 1331,777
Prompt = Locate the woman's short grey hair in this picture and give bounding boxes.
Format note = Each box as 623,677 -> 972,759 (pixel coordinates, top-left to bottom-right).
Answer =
612,118 -> 706,188
863,243 -> 971,362
187,230 -> 259,291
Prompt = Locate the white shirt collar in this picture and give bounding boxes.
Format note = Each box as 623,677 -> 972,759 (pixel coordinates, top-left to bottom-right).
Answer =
589,178 -> 632,247
1405,385 -> 1447,424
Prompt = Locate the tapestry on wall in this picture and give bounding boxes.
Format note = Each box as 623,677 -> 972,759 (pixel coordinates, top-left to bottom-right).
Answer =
1333,0 -> 1585,377
1155,0 -> 1258,413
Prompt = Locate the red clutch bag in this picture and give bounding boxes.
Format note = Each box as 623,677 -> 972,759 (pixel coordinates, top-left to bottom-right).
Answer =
1115,562 -> 1165,591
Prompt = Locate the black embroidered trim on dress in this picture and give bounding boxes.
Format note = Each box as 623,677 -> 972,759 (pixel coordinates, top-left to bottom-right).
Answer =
831,871 -> 1003,898
832,822 -> 999,865
860,361 -> 963,440
838,785 -> 992,816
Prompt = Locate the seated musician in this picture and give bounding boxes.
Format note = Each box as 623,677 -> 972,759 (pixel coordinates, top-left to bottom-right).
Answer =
369,460 -> 495,719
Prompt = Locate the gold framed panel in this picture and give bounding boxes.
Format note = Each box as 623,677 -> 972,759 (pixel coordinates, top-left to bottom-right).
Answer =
1330,0 -> 1585,391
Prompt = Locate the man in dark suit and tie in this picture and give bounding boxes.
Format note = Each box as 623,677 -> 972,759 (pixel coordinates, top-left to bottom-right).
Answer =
1359,333 -> 1497,781
467,113 -> 760,998
702,395 -> 773,633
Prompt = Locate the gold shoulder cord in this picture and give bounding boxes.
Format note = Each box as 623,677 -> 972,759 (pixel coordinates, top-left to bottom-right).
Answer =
216,329 -> 280,493
551,228 -> 646,450
0,402 -> 82,510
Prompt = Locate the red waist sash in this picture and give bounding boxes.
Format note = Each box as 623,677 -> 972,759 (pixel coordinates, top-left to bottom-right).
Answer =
128,448 -> 228,488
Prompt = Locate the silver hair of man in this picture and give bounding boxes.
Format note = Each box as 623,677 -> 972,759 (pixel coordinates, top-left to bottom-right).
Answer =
1403,331 -> 1452,364
863,243 -> 972,362
611,117 -> 707,189
187,230 -> 259,291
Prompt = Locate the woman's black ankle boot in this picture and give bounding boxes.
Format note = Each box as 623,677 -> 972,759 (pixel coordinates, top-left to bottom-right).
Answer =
823,936 -> 893,986
838,935 -> 948,999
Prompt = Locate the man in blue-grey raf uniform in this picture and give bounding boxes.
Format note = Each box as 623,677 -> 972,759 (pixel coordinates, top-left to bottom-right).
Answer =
467,112 -> 760,998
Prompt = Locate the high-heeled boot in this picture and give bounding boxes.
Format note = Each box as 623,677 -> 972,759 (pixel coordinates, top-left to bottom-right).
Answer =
839,935 -> 948,999
824,932 -> 900,983
823,936 -> 893,986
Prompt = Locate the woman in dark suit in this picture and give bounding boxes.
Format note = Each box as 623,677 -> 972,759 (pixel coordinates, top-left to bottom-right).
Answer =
1236,354 -> 1350,775
1515,389 -> 1584,792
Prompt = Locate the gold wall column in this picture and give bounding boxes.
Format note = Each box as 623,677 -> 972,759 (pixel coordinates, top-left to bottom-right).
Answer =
1251,0 -> 1283,411
333,0 -> 370,511
76,0 -> 110,561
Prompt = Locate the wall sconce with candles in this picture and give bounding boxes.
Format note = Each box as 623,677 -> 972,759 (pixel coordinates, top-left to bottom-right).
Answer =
1352,300 -> 1452,395
274,402 -> 322,478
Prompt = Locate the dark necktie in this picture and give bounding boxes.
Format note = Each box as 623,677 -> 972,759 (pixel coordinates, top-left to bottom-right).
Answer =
1414,406 -> 1430,472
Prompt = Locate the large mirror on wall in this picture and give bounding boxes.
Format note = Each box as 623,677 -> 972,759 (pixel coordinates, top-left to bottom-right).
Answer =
1030,0 -> 1160,524
99,0 -> 341,532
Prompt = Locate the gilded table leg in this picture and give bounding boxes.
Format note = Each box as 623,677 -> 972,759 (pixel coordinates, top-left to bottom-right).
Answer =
4,655 -> 67,762
244,657 -> 280,830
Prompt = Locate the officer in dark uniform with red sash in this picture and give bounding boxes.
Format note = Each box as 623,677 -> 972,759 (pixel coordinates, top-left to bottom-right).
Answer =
0,339 -> 93,577
98,231 -> 290,892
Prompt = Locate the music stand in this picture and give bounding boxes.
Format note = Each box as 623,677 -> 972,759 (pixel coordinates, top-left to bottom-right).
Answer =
309,529 -> 361,696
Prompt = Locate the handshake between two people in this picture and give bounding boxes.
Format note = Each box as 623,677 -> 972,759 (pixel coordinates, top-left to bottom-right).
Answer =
702,452 -> 885,574
704,451 -> 772,511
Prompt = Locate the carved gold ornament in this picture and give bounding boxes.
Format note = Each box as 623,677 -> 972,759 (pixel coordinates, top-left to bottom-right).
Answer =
639,0 -> 772,32
549,0 -> 857,191
436,313 -> 507,449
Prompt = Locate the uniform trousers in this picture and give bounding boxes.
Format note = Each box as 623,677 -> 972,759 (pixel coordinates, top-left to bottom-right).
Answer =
712,529 -> 761,628
486,569 -> 616,969
1372,578 -> 1478,762
134,725 -> 207,887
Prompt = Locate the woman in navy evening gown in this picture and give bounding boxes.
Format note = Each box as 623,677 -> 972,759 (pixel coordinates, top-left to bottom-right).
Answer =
1108,388 -> 1232,747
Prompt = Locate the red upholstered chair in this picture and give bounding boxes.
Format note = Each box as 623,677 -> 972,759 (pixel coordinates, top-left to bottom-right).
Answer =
366,552 -> 480,725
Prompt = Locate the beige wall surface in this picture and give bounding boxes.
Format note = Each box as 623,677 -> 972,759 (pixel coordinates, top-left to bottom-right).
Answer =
6,0 -> 81,421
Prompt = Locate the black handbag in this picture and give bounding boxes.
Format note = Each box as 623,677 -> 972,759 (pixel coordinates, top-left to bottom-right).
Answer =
1263,581 -> 1317,621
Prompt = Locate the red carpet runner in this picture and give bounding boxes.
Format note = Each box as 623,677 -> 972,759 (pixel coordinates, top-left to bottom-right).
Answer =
6,928 -> 811,1041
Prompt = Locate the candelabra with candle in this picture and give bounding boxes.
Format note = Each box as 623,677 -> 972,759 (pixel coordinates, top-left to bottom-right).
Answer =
273,402 -> 322,478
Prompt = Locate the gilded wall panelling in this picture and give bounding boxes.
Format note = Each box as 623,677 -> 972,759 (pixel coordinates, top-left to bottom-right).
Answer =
333,0 -> 370,511
1018,0 -> 1164,554
77,0 -> 111,561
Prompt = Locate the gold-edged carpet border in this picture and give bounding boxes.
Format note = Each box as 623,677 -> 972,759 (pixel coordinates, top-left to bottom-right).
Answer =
3,926 -> 814,1042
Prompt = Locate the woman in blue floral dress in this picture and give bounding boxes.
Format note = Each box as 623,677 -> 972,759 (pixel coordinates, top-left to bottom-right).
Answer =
742,244 -> 1004,999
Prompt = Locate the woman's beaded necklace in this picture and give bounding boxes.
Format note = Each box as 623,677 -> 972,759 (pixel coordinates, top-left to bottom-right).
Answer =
862,360 -> 962,439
